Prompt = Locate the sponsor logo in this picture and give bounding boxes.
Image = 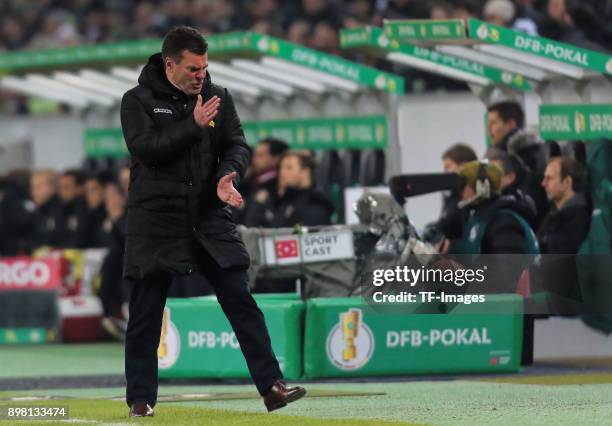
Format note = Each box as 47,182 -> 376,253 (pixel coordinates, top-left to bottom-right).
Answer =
0,260 -> 52,288
275,239 -> 298,259
326,308 -> 374,371
158,308 -> 181,369
153,108 -> 173,114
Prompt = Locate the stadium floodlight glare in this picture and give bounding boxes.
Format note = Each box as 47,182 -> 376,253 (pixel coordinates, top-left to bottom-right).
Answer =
230,59 -> 327,94
53,71 -> 126,99
212,74 -> 262,97
0,76 -> 89,108
475,44 -> 586,80
79,69 -> 134,93
208,61 -> 294,96
436,45 -> 549,82
261,56 -> 361,93
110,67 -> 141,84
386,52 -> 492,86
25,74 -> 115,107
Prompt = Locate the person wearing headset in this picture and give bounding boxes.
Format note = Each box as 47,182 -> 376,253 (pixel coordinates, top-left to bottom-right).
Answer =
438,160 -> 539,293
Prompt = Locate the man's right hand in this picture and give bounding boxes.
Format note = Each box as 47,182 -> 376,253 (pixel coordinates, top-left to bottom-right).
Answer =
193,95 -> 220,128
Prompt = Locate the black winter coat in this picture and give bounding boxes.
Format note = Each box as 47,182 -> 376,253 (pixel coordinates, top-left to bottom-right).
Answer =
120,53 -> 251,279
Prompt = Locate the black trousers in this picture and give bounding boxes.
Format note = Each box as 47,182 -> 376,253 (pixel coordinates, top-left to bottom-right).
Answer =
124,245 -> 283,408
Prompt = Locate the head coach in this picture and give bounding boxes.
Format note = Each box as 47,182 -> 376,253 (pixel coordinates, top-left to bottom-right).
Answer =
120,26 -> 305,417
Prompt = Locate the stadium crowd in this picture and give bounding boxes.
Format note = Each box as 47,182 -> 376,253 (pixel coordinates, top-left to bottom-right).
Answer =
1,0 -> 611,98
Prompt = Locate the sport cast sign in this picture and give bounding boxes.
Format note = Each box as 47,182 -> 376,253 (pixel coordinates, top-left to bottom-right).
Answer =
259,230 -> 354,266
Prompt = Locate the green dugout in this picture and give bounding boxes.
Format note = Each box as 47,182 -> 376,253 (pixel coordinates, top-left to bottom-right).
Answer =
304,295 -> 524,378
158,294 -> 304,380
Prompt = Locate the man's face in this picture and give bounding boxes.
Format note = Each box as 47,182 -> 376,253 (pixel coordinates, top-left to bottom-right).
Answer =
487,111 -> 516,147
166,50 -> 208,95
279,155 -> 305,190
84,179 -> 104,209
542,160 -> 571,203
58,175 -> 80,203
443,157 -> 460,173
30,173 -> 56,207
252,143 -> 278,175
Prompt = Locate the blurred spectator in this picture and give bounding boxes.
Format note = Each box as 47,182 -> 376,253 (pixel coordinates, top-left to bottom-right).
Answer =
99,180 -> 129,340
487,149 -> 537,227
0,176 -> 33,256
538,156 -> 591,254
84,172 -> 114,247
27,169 -> 64,250
537,156 -> 591,301
240,138 -> 289,226
540,0 -> 609,52
486,100 -> 524,152
451,0 -> 481,21
430,2 -> 453,20
245,150 -> 334,228
28,9 -> 82,49
57,169 -> 92,248
483,0 -> 516,27
430,143 -> 477,241
443,161 -> 539,292
287,20 -> 311,45
310,21 -> 341,55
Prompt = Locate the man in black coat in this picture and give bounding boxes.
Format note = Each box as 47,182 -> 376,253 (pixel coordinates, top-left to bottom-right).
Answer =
120,27 -> 305,417
244,150 -> 334,228
537,156 -> 591,302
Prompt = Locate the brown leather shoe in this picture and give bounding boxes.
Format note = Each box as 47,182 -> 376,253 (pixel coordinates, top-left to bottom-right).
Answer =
263,380 -> 306,412
129,402 -> 154,417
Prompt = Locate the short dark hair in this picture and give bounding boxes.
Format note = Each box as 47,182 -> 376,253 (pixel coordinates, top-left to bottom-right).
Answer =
281,150 -> 316,173
442,143 -> 477,165
62,169 -> 86,186
488,150 -> 528,188
260,138 -> 289,157
487,101 -> 525,128
551,156 -> 583,191
162,26 -> 208,63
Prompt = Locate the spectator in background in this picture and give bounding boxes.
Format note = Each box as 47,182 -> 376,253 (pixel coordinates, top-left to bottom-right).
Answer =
538,156 -> 591,255
441,161 -> 539,293
426,143 -> 477,242
57,169 -> 91,248
486,100 -> 524,152
310,21 -> 341,55
240,138 -> 288,226
99,180 -> 129,341
28,9 -> 82,49
536,156 -> 591,304
271,150 -> 334,227
287,20 -> 311,45
540,0 -> 609,52
0,176 -> 33,256
84,172 -> 114,247
27,169 -> 64,250
430,2 -> 453,20
246,150 -> 334,228
484,0 -> 539,35
451,0 -> 480,21
487,150 -> 537,227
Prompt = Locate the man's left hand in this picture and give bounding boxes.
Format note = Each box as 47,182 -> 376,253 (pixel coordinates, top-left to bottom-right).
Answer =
217,172 -> 244,208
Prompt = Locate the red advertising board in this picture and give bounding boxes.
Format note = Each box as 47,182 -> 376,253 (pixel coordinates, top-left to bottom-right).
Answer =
0,257 -> 63,291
